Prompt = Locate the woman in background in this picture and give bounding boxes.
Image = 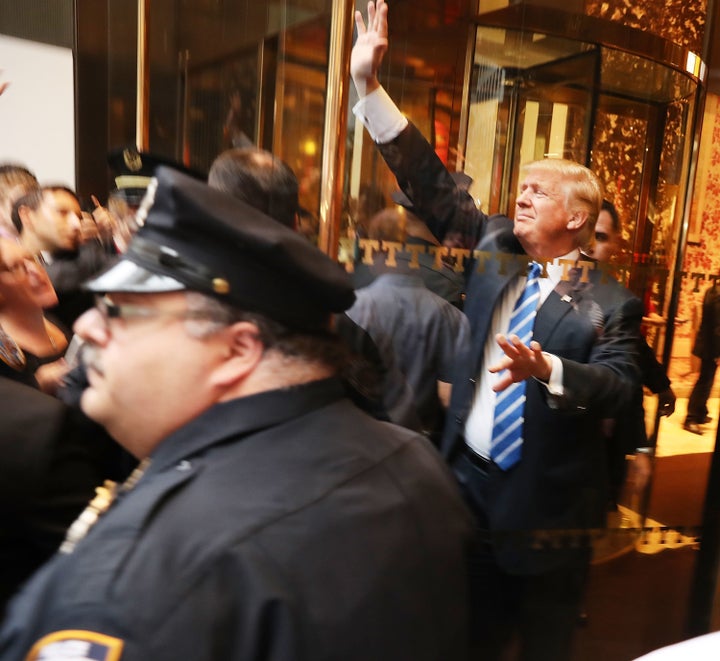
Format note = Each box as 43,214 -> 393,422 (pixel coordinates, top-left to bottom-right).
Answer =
0,237 -> 68,391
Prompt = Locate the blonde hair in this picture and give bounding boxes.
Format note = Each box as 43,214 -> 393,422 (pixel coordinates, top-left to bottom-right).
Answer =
522,159 -> 603,245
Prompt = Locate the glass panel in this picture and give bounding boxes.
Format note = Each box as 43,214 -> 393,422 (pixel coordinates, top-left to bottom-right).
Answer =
107,0 -> 139,149
107,0 -> 333,230
273,16 -> 329,235
464,19 -> 701,660
591,48 -> 697,357
465,27 -> 599,215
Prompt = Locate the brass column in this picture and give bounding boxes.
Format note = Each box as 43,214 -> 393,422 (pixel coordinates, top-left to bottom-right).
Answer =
317,0 -> 355,258
136,0 -> 150,150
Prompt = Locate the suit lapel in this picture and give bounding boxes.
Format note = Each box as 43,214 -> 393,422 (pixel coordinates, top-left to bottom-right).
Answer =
534,266 -> 598,345
534,290 -> 574,346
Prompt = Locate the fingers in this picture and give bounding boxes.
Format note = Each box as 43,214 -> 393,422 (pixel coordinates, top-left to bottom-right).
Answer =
492,372 -> 514,392
488,334 -> 547,387
488,333 -> 524,375
358,1 -> 387,37
376,0 -> 388,37
354,10 -> 366,34
497,333 -> 527,356
529,339 -> 544,355
91,194 -> 102,208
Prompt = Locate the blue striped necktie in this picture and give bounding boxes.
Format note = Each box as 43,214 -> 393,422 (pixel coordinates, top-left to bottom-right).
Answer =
490,261 -> 542,470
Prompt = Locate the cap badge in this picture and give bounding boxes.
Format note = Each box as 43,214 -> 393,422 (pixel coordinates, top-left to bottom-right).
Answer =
123,148 -> 143,172
212,278 -> 230,295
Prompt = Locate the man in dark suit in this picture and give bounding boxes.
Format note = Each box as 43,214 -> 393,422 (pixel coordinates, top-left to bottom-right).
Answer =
351,3 -> 643,659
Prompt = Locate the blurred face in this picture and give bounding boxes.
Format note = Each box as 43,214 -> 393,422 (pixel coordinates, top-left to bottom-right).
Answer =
513,168 -> 573,260
586,209 -> 621,263
0,239 -> 58,309
33,190 -> 83,251
73,291 -> 227,457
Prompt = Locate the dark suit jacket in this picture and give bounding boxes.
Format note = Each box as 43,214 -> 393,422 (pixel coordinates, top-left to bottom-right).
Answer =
693,284 -> 720,361
378,123 -> 643,573
0,378 -> 122,616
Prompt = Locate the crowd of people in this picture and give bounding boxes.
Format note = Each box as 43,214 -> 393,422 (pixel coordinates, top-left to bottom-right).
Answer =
0,4 -> 702,659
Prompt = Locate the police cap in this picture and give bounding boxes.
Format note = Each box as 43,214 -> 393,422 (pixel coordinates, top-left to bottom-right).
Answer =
108,147 -> 205,205
85,166 -> 356,330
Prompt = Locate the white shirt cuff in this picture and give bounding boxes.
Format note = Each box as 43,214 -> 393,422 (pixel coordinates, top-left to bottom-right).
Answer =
352,86 -> 408,144
535,352 -> 564,396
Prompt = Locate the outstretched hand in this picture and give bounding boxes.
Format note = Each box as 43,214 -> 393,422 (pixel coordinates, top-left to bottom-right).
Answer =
351,0 -> 389,97
489,335 -> 551,392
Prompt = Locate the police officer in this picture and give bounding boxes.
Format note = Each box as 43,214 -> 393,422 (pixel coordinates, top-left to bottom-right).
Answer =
0,167 -> 473,661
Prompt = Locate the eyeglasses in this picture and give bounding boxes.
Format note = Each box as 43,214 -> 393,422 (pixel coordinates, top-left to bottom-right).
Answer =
94,295 -> 221,329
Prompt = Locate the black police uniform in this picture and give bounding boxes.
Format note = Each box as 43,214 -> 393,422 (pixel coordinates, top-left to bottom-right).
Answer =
0,378 -> 472,660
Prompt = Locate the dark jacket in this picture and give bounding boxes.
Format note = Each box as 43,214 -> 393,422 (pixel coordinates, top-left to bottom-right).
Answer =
0,377 -> 121,617
692,283 -> 720,360
0,378 -> 473,661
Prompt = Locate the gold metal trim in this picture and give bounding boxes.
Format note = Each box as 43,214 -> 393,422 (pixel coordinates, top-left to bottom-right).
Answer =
317,0 -> 355,258
476,4 -> 707,84
136,0 -> 150,150
457,23 -> 477,172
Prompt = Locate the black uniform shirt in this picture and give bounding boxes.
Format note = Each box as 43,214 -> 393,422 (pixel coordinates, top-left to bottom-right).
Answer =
0,378 -> 473,661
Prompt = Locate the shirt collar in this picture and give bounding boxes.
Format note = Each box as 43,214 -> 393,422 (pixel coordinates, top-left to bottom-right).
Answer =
544,249 -> 580,287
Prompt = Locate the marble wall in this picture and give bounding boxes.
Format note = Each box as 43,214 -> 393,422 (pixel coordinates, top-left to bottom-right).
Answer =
585,0 -> 706,53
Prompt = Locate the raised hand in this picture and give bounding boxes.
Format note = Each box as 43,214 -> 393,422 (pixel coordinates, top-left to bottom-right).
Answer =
351,0 -> 389,97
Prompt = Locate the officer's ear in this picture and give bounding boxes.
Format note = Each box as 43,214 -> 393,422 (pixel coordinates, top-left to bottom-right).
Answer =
209,321 -> 265,388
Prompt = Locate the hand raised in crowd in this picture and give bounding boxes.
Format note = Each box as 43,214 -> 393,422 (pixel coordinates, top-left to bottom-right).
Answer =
351,0 -> 389,96
90,194 -> 119,242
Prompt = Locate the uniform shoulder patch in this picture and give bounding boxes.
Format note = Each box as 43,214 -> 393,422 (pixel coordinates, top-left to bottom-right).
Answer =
25,630 -> 124,661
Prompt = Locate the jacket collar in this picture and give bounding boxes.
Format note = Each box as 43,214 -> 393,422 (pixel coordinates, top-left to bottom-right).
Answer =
147,377 -> 346,474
